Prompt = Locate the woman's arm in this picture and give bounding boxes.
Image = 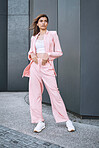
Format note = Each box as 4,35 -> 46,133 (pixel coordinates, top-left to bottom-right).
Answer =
47,31 -> 63,61
28,36 -> 36,61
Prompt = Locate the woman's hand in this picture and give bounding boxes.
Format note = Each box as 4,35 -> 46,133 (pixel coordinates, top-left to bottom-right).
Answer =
32,56 -> 38,64
31,53 -> 38,64
31,52 -> 36,58
42,53 -> 49,65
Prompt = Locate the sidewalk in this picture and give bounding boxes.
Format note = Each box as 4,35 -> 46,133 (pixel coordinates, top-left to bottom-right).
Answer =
0,92 -> 99,148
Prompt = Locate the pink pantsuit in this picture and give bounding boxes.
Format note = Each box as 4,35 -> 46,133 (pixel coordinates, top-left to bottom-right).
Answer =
22,30 -> 69,123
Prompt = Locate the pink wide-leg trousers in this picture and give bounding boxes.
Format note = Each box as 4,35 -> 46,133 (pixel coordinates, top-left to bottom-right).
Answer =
29,58 -> 69,123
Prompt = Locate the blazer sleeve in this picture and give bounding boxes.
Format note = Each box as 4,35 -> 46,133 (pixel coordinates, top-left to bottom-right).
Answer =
28,36 -> 35,61
47,31 -> 63,61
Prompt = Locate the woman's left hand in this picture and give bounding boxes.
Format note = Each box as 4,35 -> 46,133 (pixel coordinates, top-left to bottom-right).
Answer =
42,53 -> 49,65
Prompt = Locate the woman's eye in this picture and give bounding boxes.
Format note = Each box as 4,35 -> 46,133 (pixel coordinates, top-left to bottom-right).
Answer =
40,20 -> 47,22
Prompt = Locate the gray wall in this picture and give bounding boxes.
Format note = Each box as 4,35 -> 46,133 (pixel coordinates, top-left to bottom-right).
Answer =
58,0 -> 99,117
80,0 -> 99,116
8,0 -> 29,91
58,0 -> 80,114
0,0 -> 7,91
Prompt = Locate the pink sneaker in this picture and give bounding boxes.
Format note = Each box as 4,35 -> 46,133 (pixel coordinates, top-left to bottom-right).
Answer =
34,121 -> 45,132
66,120 -> 75,132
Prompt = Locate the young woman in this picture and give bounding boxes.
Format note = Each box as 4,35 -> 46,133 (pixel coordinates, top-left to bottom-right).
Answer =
22,14 -> 75,132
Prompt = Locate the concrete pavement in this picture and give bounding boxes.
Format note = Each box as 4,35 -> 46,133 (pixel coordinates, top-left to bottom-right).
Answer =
0,92 -> 99,148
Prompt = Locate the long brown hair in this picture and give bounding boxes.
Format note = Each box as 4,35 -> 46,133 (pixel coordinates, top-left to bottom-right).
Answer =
29,14 -> 49,36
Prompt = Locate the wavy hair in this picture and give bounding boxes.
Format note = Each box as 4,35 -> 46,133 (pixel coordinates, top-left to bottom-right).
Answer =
29,14 -> 49,36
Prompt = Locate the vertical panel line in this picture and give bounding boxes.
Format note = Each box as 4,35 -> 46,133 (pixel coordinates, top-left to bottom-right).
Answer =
57,0 -> 58,85
7,0 -> 8,91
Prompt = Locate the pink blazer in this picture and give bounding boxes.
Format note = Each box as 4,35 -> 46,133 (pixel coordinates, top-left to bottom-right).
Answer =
22,29 -> 63,78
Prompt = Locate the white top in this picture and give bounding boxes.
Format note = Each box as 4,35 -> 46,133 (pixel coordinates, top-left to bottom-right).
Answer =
35,39 -> 46,53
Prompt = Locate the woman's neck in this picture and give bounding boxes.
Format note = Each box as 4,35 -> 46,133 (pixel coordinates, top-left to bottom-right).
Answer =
39,29 -> 47,35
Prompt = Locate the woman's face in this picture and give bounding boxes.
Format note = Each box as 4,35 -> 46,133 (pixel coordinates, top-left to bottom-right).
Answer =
37,17 -> 48,30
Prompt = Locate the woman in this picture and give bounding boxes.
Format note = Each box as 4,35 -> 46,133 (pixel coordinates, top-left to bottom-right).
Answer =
22,14 -> 75,132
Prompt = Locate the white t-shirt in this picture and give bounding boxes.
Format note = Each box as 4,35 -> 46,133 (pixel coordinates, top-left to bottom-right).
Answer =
35,39 -> 46,53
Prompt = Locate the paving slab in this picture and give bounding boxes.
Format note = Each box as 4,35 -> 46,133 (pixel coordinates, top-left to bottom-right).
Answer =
0,125 -> 63,148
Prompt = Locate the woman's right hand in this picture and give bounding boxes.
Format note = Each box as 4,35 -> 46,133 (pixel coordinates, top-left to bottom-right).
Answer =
31,53 -> 38,64
32,56 -> 38,64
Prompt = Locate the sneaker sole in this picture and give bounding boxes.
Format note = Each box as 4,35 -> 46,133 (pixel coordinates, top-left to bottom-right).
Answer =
68,129 -> 75,132
66,126 -> 76,132
34,126 -> 45,133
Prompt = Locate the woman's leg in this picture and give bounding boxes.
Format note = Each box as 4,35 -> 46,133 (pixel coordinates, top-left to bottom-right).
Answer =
29,61 -> 44,123
41,70 -> 70,123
